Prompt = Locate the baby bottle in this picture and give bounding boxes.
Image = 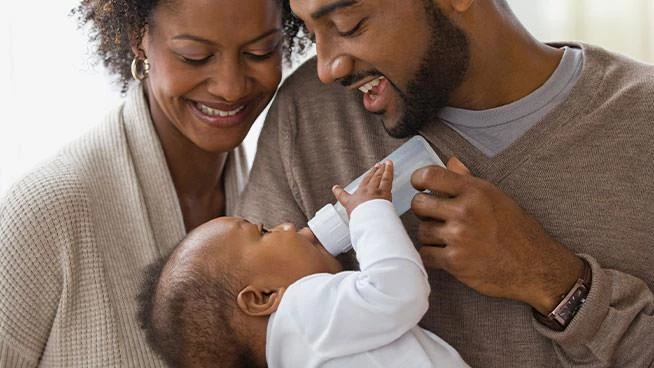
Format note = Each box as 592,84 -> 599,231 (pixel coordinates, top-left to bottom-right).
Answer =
307,135 -> 445,255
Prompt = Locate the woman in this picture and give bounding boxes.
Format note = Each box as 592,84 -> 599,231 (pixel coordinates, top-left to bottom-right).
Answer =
0,0 -> 307,366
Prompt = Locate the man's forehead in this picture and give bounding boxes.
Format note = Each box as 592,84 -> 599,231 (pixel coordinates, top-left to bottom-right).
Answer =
292,0 -> 362,20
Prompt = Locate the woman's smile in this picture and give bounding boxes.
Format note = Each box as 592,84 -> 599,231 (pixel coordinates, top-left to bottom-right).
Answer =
187,98 -> 253,128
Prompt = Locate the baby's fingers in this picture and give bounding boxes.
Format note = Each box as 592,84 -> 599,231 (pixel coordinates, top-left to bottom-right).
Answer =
361,163 -> 381,186
332,184 -> 349,204
366,163 -> 385,188
379,160 -> 394,194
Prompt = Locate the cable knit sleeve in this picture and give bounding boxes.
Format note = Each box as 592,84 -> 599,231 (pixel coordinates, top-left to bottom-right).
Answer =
0,156 -> 91,366
533,255 -> 654,367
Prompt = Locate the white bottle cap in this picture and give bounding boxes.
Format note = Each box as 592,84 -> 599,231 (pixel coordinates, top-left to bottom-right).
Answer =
307,203 -> 351,255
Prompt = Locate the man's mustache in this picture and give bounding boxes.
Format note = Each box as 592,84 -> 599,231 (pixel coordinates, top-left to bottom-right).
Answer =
339,71 -> 383,88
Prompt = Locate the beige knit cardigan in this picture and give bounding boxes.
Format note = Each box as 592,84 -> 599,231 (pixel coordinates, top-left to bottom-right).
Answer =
0,85 -> 248,367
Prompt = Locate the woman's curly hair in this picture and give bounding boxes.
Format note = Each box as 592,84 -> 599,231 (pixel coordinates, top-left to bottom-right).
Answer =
72,0 -> 311,94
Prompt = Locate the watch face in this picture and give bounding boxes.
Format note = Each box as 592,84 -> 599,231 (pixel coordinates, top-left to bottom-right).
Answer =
552,282 -> 589,326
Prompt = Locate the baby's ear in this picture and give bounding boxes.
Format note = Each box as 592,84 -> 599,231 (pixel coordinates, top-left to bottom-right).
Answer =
236,286 -> 285,317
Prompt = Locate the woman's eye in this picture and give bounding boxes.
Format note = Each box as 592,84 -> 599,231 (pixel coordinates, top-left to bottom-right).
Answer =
180,55 -> 212,65
245,50 -> 277,61
245,40 -> 282,61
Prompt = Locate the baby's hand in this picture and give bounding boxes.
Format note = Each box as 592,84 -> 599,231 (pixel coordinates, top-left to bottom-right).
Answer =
332,160 -> 394,216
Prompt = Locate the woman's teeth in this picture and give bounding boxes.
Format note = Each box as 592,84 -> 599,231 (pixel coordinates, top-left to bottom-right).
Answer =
358,76 -> 385,94
196,103 -> 245,117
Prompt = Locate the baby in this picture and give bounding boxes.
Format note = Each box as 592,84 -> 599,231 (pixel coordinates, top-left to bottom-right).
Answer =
137,161 -> 470,368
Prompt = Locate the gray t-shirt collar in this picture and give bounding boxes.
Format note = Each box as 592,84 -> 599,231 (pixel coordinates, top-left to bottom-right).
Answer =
437,46 -> 584,157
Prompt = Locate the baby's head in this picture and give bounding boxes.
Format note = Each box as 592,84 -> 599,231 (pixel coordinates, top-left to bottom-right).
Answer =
137,217 -> 342,368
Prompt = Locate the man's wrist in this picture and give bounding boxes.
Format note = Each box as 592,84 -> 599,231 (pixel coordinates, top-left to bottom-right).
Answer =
533,258 -> 592,331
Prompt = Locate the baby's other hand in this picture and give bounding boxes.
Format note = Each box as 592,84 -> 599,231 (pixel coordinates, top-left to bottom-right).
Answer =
332,160 -> 393,216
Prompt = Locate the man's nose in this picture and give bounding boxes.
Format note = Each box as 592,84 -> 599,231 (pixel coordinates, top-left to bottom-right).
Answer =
315,38 -> 354,85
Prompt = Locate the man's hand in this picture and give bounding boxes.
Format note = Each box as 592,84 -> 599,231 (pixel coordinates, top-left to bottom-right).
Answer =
411,157 -> 584,314
333,160 -> 393,216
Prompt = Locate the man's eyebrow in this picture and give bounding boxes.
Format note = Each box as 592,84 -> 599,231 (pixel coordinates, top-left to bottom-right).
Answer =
311,0 -> 359,20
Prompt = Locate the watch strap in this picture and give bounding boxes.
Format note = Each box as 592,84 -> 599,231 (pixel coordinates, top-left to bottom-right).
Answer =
533,258 -> 592,331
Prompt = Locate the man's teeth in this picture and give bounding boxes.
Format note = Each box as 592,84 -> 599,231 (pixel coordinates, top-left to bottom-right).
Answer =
358,76 -> 385,94
197,103 -> 245,117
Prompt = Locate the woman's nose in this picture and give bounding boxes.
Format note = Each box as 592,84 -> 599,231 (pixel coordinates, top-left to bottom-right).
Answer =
206,58 -> 248,102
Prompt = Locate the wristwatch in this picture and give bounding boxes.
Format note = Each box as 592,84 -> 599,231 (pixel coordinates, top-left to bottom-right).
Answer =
534,258 -> 592,331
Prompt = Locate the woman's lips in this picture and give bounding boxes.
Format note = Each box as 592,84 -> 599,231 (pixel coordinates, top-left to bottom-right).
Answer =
188,99 -> 252,128
196,102 -> 245,117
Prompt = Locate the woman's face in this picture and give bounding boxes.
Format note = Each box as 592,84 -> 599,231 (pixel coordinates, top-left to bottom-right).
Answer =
139,0 -> 283,153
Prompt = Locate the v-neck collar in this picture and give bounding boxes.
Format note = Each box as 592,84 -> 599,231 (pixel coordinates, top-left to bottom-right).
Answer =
119,85 -> 248,255
121,85 -> 186,256
419,43 -> 607,183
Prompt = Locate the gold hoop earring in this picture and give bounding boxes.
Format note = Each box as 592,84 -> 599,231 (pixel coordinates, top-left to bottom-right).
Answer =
131,58 -> 150,81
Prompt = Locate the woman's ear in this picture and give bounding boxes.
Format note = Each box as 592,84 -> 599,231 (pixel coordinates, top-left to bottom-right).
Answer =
236,285 -> 286,317
129,25 -> 149,58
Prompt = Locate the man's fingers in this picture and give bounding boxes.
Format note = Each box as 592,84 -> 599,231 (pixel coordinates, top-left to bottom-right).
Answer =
415,218 -> 448,245
416,219 -> 464,272
419,245 -> 447,270
411,165 -> 468,196
411,192 -> 463,222
446,156 -> 471,176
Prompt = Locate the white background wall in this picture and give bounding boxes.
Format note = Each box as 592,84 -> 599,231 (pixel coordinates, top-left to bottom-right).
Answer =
1,0 -> 653,197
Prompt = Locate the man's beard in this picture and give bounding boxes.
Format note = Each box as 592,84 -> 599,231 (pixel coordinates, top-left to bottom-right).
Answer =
384,2 -> 470,138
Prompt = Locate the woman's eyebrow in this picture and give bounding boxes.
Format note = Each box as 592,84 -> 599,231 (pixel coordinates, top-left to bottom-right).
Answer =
172,28 -> 281,47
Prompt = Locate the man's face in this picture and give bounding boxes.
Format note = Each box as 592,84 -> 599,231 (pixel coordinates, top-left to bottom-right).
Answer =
291,0 -> 469,137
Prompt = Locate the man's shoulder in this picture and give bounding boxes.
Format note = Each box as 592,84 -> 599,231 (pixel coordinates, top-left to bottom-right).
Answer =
281,57 -> 322,92
560,43 -> 654,123
582,43 -> 654,91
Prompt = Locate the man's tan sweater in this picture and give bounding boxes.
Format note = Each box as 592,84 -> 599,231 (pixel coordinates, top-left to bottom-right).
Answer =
237,43 -> 654,367
0,85 -> 248,367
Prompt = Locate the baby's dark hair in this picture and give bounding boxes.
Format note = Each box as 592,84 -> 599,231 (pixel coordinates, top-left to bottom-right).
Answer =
137,251 -> 258,368
72,0 -> 311,93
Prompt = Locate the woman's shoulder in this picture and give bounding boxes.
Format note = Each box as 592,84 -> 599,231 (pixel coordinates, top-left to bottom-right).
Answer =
1,153 -> 91,232
0,159 -> 92,284
0,104 -> 129,230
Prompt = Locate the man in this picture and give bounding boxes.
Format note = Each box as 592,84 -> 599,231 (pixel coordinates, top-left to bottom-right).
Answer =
237,0 -> 654,366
